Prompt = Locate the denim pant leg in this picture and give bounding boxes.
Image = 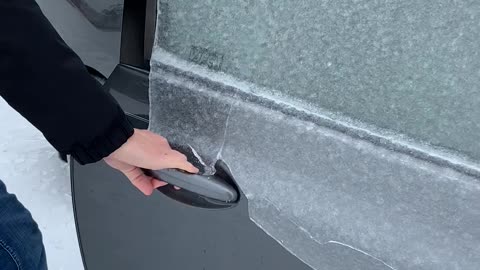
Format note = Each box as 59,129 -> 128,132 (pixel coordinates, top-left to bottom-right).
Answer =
0,180 -> 47,270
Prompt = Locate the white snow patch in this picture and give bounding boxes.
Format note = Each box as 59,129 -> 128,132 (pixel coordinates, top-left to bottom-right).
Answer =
0,98 -> 83,270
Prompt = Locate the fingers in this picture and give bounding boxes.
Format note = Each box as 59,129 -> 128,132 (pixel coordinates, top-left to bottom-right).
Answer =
105,155 -> 174,195
171,150 -> 188,161
107,129 -> 199,174
122,166 -> 164,196
172,151 -> 199,173
158,150 -> 199,174
174,158 -> 199,173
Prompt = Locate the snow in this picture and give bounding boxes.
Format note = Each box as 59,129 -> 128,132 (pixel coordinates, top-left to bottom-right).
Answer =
0,98 -> 83,270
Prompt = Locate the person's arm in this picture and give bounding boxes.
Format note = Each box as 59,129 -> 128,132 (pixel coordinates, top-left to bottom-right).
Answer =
0,0 -> 198,195
0,0 -> 131,164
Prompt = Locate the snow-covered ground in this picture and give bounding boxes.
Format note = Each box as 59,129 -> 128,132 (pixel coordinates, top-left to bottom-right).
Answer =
0,98 -> 83,270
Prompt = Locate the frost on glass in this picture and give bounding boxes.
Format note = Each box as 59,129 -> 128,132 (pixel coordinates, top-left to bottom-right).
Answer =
149,1 -> 480,269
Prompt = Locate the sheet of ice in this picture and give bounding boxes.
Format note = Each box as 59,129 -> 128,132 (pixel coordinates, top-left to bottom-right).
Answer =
0,98 -> 83,270
149,1 -> 480,269
149,63 -> 480,269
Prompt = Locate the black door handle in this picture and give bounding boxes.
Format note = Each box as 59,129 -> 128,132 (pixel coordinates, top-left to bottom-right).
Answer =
149,169 -> 238,203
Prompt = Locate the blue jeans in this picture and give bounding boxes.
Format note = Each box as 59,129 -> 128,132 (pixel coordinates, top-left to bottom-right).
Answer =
0,180 -> 47,270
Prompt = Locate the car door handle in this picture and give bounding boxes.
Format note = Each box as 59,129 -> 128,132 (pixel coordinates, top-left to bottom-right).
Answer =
149,169 -> 238,203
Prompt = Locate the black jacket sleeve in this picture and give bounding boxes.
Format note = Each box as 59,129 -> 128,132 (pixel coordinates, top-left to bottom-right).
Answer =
0,0 -> 134,165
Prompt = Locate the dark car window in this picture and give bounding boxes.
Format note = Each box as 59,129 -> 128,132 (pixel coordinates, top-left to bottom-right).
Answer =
69,0 -> 124,30
155,0 -> 480,161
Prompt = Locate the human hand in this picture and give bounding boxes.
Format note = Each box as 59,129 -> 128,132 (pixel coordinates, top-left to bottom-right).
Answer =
104,129 -> 198,195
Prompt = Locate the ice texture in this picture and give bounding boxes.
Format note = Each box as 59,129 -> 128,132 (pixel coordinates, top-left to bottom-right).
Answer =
155,0 -> 480,161
149,1 -> 480,269
149,51 -> 480,270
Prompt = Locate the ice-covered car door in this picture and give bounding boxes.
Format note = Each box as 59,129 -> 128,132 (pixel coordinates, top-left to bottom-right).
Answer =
72,1 -> 480,270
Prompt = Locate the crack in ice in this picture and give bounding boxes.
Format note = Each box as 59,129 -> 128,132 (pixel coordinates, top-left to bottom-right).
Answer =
326,241 -> 397,270
252,198 -> 397,270
187,144 -> 216,175
217,105 -> 232,160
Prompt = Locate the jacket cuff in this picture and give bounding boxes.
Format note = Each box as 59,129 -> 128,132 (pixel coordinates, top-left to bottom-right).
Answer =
69,110 -> 134,165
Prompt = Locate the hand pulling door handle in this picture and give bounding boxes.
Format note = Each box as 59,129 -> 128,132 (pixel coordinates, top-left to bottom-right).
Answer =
149,169 -> 238,202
